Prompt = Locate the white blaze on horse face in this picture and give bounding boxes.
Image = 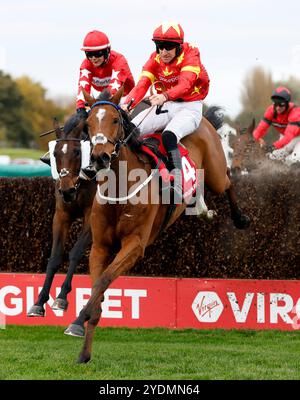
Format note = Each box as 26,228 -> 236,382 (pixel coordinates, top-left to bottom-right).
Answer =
61,144 -> 68,154
92,109 -> 108,146
96,108 -> 106,124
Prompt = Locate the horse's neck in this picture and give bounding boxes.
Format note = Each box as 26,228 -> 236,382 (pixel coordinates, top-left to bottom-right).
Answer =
110,146 -> 151,195
112,146 -> 143,171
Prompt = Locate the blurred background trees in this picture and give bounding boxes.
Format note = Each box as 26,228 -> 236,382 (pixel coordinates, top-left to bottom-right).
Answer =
0,71 -> 75,150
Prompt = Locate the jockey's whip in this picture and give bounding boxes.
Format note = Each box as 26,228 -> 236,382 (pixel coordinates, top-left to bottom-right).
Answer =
39,126 -> 64,137
123,103 -> 155,146
123,82 -> 168,145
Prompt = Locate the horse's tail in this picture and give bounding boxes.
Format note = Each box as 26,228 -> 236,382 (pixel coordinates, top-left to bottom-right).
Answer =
204,106 -> 224,131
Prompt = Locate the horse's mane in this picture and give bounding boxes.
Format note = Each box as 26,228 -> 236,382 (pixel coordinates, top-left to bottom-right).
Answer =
96,90 -> 111,102
62,113 -> 88,139
121,109 -> 142,151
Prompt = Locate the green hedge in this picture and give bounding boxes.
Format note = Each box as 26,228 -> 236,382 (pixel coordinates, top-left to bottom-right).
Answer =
1,172 -> 300,279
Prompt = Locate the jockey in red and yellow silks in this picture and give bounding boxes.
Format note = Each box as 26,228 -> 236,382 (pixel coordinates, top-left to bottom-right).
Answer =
76,30 -> 135,117
126,42 -> 209,107
253,87 -> 300,151
123,21 -> 210,178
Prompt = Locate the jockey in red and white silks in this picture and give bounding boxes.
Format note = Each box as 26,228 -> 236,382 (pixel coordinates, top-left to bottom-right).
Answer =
123,21 -> 210,174
253,87 -> 300,163
76,30 -> 135,117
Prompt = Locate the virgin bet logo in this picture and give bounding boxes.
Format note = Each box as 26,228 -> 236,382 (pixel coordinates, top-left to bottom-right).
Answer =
192,291 -> 224,323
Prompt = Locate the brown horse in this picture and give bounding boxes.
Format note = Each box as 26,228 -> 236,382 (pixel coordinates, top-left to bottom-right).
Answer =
27,114 -> 96,316
65,88 -> 250,363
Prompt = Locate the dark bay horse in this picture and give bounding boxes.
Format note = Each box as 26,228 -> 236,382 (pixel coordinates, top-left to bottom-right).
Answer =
231,119 -> 268,174
27,114 -> 96,316
65,88 -> 250,363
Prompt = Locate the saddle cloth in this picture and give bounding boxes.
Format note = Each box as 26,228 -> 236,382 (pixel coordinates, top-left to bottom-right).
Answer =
140,133 -> 198,200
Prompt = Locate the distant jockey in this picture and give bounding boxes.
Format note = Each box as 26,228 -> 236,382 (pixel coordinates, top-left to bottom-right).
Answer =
253,87 -> 300,162
122,20 -> 210,174
76,30 -> 135,119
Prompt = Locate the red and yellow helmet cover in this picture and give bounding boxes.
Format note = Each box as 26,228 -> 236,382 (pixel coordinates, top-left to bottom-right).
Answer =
152,21 -> 184,43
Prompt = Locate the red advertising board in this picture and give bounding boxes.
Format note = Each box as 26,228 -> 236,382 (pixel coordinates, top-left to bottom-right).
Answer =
0,273 -> 300,330
177,278 -> 300,330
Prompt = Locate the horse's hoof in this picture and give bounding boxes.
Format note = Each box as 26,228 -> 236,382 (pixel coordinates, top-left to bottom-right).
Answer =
77,353 -> 91,364
197,210 -> 217,221
64,324 -> 85,338
233,214 -> 251,229
27,305 -> 45,317
231,167 -> 241,176
206,210 -> 217,220
52,298 -> 68,311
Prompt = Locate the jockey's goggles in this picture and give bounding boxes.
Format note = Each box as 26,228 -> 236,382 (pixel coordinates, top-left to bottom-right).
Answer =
155,41 -> 178,51
85,50 -> 105,58
273,101 -> 286,107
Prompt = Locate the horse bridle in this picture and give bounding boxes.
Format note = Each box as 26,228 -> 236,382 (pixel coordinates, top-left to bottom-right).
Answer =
89,100 -> 126,160
55,137 -> 87,189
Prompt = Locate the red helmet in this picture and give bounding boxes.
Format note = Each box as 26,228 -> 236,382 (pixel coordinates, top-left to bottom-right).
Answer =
81,30 -> 111,51
152,21 -> 184,44
271,86 -> 291,103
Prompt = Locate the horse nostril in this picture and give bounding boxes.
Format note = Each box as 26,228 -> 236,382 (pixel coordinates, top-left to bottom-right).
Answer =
101,153 -> 111,164
91,152 -> 111,170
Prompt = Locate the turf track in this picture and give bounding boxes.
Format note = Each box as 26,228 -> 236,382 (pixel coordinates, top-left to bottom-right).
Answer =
0,325 -> 299,380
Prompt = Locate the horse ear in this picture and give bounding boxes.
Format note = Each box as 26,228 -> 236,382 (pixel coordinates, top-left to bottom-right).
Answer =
82,89 -> 95,107
111,86 -> 124,105
53,117 -> 62,138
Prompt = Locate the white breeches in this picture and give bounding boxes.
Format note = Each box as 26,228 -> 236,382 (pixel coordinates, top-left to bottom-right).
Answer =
269,136 -> 300,164
132,100 -> 203,141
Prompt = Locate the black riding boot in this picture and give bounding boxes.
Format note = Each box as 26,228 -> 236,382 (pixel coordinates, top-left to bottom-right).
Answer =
162,130 -> 182,172
162,130 -> 182,201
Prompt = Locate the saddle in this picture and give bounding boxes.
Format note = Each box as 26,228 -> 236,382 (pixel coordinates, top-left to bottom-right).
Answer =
139,133 -> 198,199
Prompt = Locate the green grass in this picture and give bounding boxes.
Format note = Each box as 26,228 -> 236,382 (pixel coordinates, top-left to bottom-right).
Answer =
0,148 -> 44,160
0,326 -> 299,380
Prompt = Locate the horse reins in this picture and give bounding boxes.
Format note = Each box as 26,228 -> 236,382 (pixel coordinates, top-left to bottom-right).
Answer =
89,100 -> 159,202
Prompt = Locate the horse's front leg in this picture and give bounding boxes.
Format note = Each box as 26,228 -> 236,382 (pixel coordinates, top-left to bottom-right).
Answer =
52,212 -> 92,311
77,234 -> 146,364
64,243 -> 111,338
27,210 -> 71,317
225,168 -> 250,229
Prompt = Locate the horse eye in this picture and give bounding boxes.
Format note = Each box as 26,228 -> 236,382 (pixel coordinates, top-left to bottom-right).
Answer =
53,151 -> 57,158
113,118 -> 119,124
74,149 -> 81,157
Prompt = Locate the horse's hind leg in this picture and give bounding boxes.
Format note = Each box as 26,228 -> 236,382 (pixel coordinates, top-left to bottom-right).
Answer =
225,168 -> 250,229
52,218 -> 92,311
